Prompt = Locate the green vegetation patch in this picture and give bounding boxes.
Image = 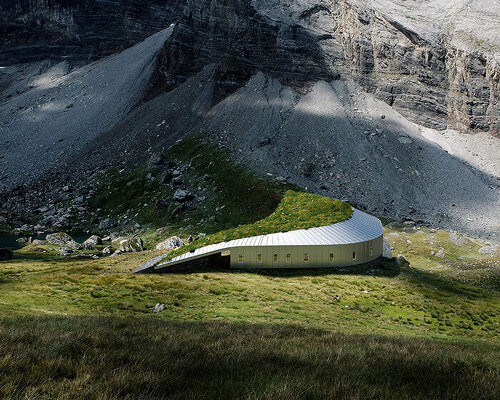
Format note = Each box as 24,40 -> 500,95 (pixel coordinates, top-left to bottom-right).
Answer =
87,135 -> 287,235
163,190 -> 353,262
0,225 -> 498,342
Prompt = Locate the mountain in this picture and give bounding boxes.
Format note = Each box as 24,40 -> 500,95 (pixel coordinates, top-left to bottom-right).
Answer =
0,0 -> 499,241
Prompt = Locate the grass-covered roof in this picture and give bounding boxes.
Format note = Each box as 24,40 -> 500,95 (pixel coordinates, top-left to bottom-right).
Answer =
164,190 -> 353,262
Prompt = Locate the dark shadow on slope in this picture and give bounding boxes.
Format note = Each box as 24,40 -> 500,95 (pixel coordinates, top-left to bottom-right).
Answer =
398,262 -> 495,301
1,64 -> 498,242
1,316 -> 497,400
159,0 -> 336,90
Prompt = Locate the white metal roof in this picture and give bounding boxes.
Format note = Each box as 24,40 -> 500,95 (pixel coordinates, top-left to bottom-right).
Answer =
148,208 -> 382,270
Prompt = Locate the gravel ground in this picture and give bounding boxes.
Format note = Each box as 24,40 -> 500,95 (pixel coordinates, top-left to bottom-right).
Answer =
0,25 -> 174,190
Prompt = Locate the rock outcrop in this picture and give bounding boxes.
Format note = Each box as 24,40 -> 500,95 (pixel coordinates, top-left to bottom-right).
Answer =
156,236 -> 184,251
0,0 -> 184,64
46,232 -> 82,250
160,0 -> 500,136
119,238 -> 144,253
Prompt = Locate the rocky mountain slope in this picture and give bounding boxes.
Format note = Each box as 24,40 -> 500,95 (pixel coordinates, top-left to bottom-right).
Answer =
0,0 -> 499,242
162,0 -> 500,136
0,25 -> 174,189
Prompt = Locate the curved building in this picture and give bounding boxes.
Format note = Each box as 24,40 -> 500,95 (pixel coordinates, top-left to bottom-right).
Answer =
137,208 -> 383,272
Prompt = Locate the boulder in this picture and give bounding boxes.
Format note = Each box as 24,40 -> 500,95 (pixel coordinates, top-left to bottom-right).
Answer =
150,303 -> 166,312
449,231 -> 467,247
478,246 -> 499,255
156,236 -> 184,251
173,189 -> 193,203
259,137 -> 271,146
99,218 -> 117,231
0,248 -> 13,261
46,232 -> 82,250
397,136 -> 413,144
102,246 -> 112,255
148,152 -> 165,170
435,248 -> 445,258
84,235 -> 102,246
382,238 -> 393,258
32,239 -> 45,245
119,238 -> 144,253
172,177 -> 184,187
155,199 -> 169,210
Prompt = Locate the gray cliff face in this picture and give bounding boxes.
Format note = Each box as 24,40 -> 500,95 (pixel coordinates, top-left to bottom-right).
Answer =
160,0 -> 500,136
0,0 -> 183,63
159,0 -> 332,88
1,0 -> 497,135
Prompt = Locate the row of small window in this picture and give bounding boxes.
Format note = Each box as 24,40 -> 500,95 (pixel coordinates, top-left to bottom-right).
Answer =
238,248 -> 373,263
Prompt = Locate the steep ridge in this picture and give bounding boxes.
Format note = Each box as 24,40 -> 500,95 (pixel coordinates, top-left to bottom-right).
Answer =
0,25 -> 175,190
3,65 -> 498,241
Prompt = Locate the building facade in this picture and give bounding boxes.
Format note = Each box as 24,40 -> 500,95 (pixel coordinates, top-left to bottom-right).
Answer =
137,208 -> 383,272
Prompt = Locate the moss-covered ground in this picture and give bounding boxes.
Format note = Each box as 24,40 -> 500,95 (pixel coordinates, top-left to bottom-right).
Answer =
87,135 -> 289,235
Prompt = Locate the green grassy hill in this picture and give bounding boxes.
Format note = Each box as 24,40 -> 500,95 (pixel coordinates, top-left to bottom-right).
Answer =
0,135 -> 498,399
0,224 -> 499,398
1,316 -> 498,400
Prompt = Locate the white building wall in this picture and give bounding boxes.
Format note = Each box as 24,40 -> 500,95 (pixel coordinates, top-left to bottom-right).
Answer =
229,235 -> 383,269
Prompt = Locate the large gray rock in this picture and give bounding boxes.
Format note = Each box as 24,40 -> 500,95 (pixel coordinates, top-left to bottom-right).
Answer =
382,238 -> 393,258
478,246 -> 499,255
151,303 -> 166,312
119,238 -> 144,253
99,218 -> 117,231
102,246 -> 112,255
83,235 -> 102,247
46,232 -> 82,250
156,236 -> 184,251
435,248 -> 446,258
173,189 -> 193,203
